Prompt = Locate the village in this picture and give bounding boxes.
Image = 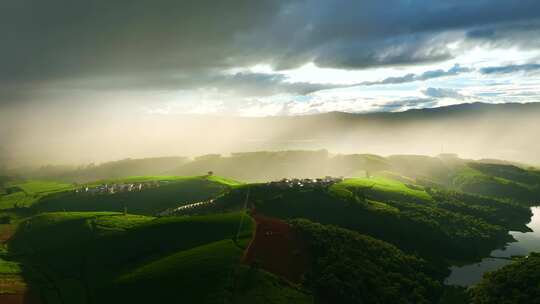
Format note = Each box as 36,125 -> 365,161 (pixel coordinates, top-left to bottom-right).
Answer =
267,176 -> 344,189
157,176 -> 345,217
75,180 -> 170,195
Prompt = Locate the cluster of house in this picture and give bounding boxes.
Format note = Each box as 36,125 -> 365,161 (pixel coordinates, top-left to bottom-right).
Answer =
158,199 -> 215,216
268,176 -> 344,189
75,180 -> 169,195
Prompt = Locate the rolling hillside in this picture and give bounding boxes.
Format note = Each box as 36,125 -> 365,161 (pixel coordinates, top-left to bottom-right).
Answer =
200,176 -> 532,261
0,156 -> 537,303
0,180 -> 76,210
9,212 -> 289,304
32,176 -> 237,215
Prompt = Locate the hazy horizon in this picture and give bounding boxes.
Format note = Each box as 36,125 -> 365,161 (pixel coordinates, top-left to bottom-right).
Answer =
2,1 -> 540,167
2,102 -> 540,168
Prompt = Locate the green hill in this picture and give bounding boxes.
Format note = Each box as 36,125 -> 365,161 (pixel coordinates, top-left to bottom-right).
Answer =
32,176 -> 237,215
450,165 -> 540,204
207,180 -> 510,261
329,176 -> 433,203
292,219 -> 442,304
10,211 -> 272,304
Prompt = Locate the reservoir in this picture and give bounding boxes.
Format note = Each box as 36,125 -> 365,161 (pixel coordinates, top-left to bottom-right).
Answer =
445,206 -> 540,286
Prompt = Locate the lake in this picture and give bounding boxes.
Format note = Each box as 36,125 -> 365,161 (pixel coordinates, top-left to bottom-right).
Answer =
445,206 -> 540,286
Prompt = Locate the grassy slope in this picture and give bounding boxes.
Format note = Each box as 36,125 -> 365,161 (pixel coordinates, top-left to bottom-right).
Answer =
332,176 -> 531,231
232,266 -> 313,304
330,176 -> 433,203
108,239 -> 243,304
451,165 -> 540,204
0,180 -> 75,210
33,176 -> 238,215
10,211 -> 263,304
381,155 -> 540,204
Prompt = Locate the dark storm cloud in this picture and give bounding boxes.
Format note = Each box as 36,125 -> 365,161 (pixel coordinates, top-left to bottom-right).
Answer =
464,20 -> 540,49
254,0 -> 540,69
480,64 -> 540,75
466,29 -> 497,39
0,0 -> 280,83
1,0 -> 540,105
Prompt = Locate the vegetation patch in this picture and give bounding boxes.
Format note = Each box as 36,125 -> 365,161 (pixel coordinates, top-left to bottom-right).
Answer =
291,219 -> 442,304
330,177 -> 433,203
232,266 -> 313,304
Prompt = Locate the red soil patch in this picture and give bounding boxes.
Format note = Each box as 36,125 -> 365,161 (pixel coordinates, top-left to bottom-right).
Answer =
0,292 -> 40,304
0,275 -> 40,304
0,225 -> 41,304
0,224 -> 16,243
242,213 -> 309,283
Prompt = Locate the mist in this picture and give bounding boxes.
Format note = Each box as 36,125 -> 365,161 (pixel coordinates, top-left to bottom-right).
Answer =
2,102 -> 539,169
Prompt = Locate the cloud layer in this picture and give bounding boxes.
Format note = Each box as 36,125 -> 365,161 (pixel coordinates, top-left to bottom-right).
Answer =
1,0 -> 540,114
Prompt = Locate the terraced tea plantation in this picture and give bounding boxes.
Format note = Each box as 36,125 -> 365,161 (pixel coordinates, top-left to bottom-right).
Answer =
0,158 -> 538,303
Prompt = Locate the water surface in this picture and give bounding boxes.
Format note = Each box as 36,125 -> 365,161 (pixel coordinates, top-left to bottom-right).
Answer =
445,206 -> 540,286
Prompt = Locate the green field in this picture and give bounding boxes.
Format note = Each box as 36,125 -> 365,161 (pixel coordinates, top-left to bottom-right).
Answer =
12,180 -> 75,194
0,257 -> 22,275
330,176 -> 433,203
0,180 -> 75,210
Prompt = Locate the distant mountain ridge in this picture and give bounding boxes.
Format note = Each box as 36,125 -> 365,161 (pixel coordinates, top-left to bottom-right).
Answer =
295,102 -> 540,118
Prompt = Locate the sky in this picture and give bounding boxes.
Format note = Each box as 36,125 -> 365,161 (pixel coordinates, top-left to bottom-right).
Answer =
1,1 -> 540,166
1,0 -> 540,117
